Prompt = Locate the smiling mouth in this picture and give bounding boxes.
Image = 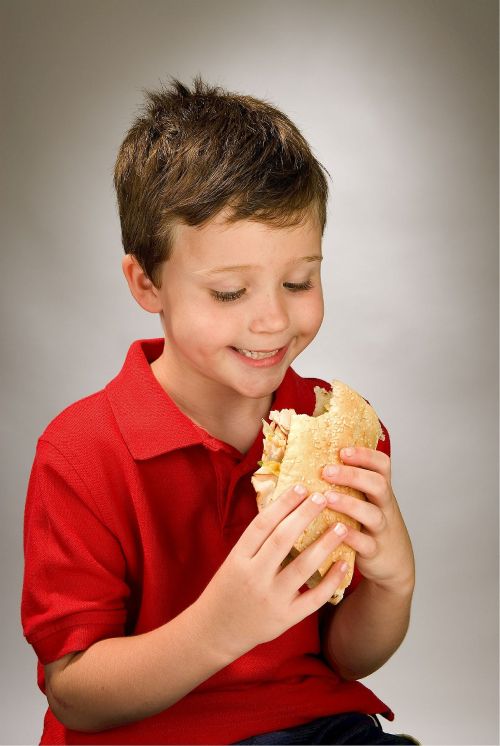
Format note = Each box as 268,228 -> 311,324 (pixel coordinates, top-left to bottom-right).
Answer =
232,347 -> 283,360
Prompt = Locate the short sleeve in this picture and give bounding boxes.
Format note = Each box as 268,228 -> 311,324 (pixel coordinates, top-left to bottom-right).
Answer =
21,438 -> 129,666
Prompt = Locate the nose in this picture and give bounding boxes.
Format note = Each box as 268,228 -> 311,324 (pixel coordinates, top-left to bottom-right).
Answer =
248,291 -> 290,335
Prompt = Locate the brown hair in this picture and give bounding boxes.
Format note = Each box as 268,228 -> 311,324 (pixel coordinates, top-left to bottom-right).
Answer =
114,75 -> 330,287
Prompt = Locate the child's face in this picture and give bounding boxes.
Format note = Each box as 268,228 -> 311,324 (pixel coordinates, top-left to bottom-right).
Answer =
155,210 -> 324,401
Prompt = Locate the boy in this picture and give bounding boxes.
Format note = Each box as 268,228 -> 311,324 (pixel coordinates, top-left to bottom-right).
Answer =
21,76 -> 417,745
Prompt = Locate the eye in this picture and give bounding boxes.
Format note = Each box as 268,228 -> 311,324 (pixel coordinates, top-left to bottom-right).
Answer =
283,280 -> 314,292
211,289 -> 246,303
210,280 -> 314,303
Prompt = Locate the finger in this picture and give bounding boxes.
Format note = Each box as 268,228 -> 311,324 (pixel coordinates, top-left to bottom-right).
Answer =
325,491 -> 386,534
339,446 -> 391,480
321,464 -> 390,509
277,520 -> 348,596
237,483 -> 310,559
256,490 -> 334,569
291,558 -> 349,617
340,526 -> 378,560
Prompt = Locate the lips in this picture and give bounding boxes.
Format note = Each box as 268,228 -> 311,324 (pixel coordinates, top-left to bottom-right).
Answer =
235,348 -> 280,360
230,345 -> 289,368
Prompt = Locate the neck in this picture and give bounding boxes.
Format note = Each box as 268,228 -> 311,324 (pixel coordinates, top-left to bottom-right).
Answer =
150,348 -> 273,450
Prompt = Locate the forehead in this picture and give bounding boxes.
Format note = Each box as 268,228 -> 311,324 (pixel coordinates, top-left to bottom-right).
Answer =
170,211 -> 322,271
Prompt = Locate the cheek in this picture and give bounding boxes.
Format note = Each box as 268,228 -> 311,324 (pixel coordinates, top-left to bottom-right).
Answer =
171,300 -> 237,348
300,291 -> 324,335
165,298 -> 207,342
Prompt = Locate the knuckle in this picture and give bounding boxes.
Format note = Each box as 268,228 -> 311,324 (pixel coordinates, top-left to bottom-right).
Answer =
285,546 -> 311,577
271,527 -> 289,551
373,472 -> 387,494
253,512 -> 269,533
338,494 -> 352,513
288,557 -> 308,584
305,582 -> 328,608
345,465 -> 359,486
381,453 -> 392,477
373,508 -> 386,533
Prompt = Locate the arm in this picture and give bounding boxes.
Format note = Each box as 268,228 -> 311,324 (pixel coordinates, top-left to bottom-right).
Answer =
320,576 -> 413,680
318,447 -> 415,680
45,600 -> 234,733
44,479 -> 351,734
44,477 -> 363,734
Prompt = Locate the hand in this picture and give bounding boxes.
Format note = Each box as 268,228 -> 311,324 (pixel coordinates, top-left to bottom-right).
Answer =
194,484 -> 349,662
321,447 -> 415,594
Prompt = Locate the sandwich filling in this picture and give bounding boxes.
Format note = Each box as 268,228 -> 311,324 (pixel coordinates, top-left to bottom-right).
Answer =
251,386 -> 332,510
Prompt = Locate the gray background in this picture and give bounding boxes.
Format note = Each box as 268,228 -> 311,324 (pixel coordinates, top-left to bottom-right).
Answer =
1,0 -> 498,744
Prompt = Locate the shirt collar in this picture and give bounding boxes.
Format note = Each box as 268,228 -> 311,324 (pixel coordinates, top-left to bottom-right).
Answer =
105,338 -> 317,461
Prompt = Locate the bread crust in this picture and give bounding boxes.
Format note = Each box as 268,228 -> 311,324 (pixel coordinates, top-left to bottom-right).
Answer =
252,380 -> 383,604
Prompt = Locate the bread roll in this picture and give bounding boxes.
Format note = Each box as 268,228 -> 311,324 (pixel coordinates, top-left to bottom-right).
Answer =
251,380 -> 383,604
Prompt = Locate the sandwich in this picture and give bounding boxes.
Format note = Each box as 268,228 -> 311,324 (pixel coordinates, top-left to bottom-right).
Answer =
251,380 -> 384,605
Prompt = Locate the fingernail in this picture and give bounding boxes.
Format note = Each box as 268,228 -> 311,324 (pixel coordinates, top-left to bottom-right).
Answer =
294,484 -> 308,496
341,447 -> 354,458
323,466 -> 339,477
333,522 -> 347,536
340,561 -> 348,573
311,492 -> 326,505
325,491 -> 339,504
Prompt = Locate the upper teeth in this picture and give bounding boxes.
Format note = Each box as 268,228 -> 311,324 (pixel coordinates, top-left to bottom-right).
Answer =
236,348 -> 280,360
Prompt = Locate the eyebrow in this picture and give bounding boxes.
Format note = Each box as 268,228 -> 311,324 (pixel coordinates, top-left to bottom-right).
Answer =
197,255 -> 323,276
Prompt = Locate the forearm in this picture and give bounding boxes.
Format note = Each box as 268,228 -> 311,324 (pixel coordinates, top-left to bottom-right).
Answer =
321,577 -> 414,680
46,600 -> 235,733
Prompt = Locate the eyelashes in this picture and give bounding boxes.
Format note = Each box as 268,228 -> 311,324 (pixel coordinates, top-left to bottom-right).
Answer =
212,289 -> 245,303
211,280 -> 314,303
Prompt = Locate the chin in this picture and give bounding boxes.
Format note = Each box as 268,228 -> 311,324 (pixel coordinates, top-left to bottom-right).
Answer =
234,372 -> 288,400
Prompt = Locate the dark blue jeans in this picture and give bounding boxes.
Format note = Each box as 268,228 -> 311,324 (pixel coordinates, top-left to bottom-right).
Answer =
232,712 -> 419,745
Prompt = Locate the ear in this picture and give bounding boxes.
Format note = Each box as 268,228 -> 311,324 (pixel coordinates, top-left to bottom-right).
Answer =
121,255 -> 162,313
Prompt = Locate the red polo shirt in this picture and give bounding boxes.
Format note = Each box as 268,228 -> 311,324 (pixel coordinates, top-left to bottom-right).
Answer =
22,338 -> 393,745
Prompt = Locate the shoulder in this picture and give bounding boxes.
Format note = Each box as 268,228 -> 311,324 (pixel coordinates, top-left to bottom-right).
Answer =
40,389 -> 114,453
30,388 -> 130,533
33,388 -> 114,487
36,387 -> 127,498
42,388 -> 106,429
